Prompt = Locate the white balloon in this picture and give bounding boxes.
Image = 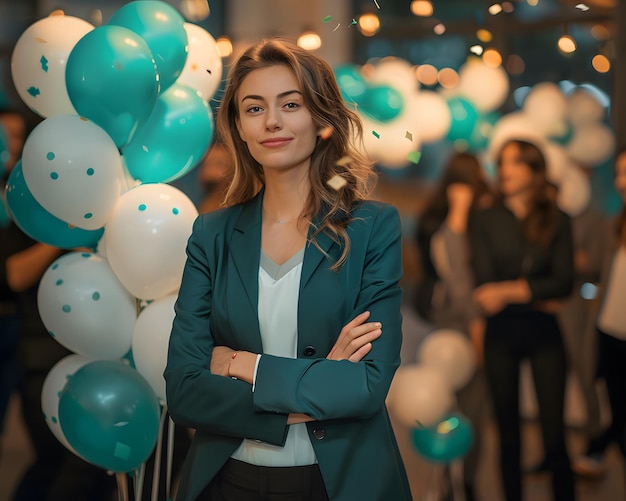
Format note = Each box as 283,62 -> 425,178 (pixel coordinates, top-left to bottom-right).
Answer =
176,23 -> 223,101
566,122 -> 615,167
11,14 -> 94,117
417,329 -> 476,390
413,91 -> 452,143
456,59 -> 509,113
487,111 -> 544,163
365,57 -> 419,96
557,166 -> 591,217
37,252 -> 137,359
523,82 -> 568,137
386,364 -> 455,428
543,141 -> 573,184
132,294 -> 177,403
360,111 -> 422,168
21,115 -> 125,230
41,353 -> 92,454
105,183 -> 198,300
567,89 -> 606,127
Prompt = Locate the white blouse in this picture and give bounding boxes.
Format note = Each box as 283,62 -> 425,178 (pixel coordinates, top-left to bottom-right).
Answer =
230,248 -> 318,466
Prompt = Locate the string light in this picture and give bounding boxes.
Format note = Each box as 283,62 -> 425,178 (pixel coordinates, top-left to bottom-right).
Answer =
297,31 -> 322,51
358,13 -> 381,37
410,0 -> 434,17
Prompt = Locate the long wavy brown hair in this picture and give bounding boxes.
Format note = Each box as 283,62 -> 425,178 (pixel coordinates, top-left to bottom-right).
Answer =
496,139 -> 559,246
216,37 -> 376,270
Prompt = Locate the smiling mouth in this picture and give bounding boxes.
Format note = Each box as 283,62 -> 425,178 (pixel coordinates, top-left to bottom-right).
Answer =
261,138 -> 292,147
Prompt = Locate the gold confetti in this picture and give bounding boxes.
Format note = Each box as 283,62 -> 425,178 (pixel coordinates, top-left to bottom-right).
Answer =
327,175 -> 347,191
374,0 -> 381,9
335,155 -> 351,167
372,130 -> 380,139
319,126 -> 334,140
407,151 -> 422,164
333,23 -> 341,32
405,131 -> 413,141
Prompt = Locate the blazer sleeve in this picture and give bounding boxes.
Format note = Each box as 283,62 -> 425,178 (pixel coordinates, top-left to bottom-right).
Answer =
252,203 -> 404,421
164,215 -> 289,446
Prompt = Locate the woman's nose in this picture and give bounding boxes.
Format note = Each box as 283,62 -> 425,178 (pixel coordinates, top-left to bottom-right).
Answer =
265,108 -> 281,130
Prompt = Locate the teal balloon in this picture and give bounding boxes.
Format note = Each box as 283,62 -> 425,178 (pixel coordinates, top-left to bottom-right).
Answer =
59,360 -> 161,473
446,97 -> 480,143
359,85 -> 404,123
468,111 -> 500,152
334,64 -> 367,104
5,161 -> 103,248
123,83 -> 214,184
66,25 -> 159,148
411,413 -> 474,463
108,0 -> 188,92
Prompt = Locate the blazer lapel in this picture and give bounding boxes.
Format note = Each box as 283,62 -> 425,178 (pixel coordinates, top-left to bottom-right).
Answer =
228,192 -> 263,351
301,219 -> 336,289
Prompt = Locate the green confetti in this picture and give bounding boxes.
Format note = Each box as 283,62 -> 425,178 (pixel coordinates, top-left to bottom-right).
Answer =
350,19 -> 357,26
322,15 -> 333,23
372,130 -> 380,139
407,151 -> 422,164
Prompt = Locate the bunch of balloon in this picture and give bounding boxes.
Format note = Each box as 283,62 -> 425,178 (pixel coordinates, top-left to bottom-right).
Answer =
7,1 -> 223,499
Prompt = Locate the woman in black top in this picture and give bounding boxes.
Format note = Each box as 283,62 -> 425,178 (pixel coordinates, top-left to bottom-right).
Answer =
468,139 -> 575,501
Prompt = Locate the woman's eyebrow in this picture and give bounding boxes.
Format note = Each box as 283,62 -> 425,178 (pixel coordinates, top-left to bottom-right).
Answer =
241,90 -> 302,102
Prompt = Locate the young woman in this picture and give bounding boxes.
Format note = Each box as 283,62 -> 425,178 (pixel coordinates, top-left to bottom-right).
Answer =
164,38 -> 412,501
572,147 -> 626,476
414,151 -> 493,501
468,139 -> 575,501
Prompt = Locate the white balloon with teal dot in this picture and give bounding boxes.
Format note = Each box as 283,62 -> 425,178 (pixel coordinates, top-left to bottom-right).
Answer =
21,115 -> 125,230
37,251 -> 137,359
104,183 -> 198,300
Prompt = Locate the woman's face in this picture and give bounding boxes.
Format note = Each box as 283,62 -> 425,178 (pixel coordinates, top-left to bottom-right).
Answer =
497,142 -> 535,198
614,152 -> 626,202
235,64 -> 318,176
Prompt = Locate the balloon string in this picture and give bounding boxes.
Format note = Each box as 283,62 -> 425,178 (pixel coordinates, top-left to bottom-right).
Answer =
166,411 -> 175,498
134,463 -> 145,501
116,472 -> 128,501
151,404 -> 168,501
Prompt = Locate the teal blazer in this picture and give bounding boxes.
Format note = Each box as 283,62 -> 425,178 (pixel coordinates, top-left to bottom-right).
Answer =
165,191 -> 412,501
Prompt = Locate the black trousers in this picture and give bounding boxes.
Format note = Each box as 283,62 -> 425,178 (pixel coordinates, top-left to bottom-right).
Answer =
200,458 -> 329,501
484,310 -> 575,501
586,329 -> 626,458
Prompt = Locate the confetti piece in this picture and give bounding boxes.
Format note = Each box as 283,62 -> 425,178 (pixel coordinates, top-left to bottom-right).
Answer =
327,174 -> 347,191
333,23 -> 341,32
407,151 -> 422,164
575,3 -> 590,11
405,131 -> 413,141
335,155 -> 351,167
319,126 -> 334,140
323,15 -> 333,23
374,0 -> 380,9
372,130 -> 380,139
350,19 -> 357,26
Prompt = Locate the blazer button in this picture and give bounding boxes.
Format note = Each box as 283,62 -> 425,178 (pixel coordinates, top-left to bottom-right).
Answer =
303,345 -> 316,357
313,428 -> 326,440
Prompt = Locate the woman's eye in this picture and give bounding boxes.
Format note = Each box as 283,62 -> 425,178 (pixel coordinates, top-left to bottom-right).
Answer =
285,102 -> 299,109
247,106 -> 262,113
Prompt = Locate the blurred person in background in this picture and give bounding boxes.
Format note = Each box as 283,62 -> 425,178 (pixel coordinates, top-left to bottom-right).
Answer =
468,139 -> 575,501
414,151 -> 493,501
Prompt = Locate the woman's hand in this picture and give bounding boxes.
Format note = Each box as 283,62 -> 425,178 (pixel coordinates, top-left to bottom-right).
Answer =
327,311 -> 382,362
210,346 -> 237,377
473,283 -> 509,316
